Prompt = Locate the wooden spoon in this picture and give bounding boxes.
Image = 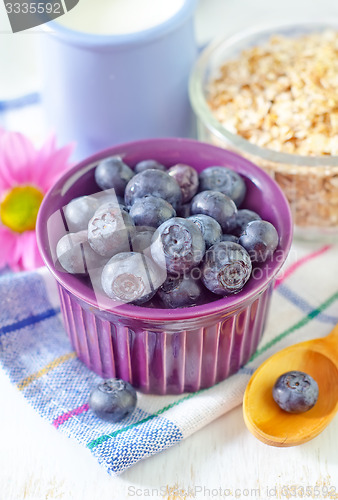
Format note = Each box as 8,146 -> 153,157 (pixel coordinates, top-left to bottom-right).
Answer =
243,323 -> 338,447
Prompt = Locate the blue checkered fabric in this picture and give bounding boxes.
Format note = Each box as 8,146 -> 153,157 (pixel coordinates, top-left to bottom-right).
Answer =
1,237 -> 338,474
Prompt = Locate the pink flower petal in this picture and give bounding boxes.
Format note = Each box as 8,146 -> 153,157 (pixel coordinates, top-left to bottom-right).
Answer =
0,129 -> 74,198
30,134 -> 57,186
0,226 -> 19,270
16,231 -> 44,271
38,141 -> 75,192
0,131 -> 37,186
0,170 -> 12,194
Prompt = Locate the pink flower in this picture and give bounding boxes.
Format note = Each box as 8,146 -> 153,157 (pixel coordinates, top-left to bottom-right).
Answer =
0,129 -> 74,271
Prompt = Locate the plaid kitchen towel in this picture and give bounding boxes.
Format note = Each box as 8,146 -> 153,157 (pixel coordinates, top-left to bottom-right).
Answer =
0,240 -> 338,475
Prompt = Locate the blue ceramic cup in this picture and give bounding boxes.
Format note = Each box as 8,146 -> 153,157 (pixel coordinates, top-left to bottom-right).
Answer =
39,0 -> 198,160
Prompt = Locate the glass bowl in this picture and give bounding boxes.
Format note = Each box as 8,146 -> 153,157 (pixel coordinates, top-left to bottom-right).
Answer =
36,138 -> 292,394
189,21 -> 338,241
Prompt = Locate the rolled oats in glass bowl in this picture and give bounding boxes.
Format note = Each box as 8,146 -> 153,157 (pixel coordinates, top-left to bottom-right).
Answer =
189,21 -> 338,241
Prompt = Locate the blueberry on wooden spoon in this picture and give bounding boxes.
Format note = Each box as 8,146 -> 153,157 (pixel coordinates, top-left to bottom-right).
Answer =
243,323 -> 338,447
272,371 -> 319,413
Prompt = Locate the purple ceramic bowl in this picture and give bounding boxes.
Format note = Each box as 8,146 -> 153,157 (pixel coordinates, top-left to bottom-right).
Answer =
36,138 -> 293,394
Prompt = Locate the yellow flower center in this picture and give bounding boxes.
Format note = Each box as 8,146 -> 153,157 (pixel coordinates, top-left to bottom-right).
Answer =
0,186 -> 44,233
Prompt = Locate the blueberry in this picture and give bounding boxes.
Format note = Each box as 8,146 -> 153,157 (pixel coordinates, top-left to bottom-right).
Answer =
129,195 -> 176,228
168,163 -> 199,203
201,241 -> 252,295
130,226 -> 155,253
221,234 -> 239,244
56,231 -> 105,275
124,169 -> 182,210
141,297 -> 162,308
151,217 -> 205,275
272,371 -> 319,413
134,159 -> 167,174
157,273 -> 205,308
190,190 -> 237,233
97,201 -> 128,216
96,191 -> 127,211
115,195 -> 125,206
101,251 -> 165,304
239,219 -> 279,262
89,378 -> 137,422
95,156 -> 134,196
88,206 -> 135,257
64,195 -> 100,232
199,166 -> 246,207
228,209 -> 261,237
188,214 -> 222,249
176,202 -> 191,218
69,192 -> 127,234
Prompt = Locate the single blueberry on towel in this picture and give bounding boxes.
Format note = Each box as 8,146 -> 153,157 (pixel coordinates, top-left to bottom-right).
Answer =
89,378 -> 137,422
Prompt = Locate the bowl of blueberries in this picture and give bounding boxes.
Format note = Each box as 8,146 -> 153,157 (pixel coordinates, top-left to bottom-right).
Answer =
37,138 -> 293,394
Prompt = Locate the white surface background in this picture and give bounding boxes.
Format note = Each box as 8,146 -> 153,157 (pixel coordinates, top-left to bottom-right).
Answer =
1,1 -> 338,499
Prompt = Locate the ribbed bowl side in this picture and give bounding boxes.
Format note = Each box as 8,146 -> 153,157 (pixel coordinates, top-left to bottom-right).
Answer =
57,283 -> 273,394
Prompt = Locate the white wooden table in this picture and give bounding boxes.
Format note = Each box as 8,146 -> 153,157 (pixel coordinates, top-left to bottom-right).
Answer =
1,365 -> 337,499
1,1 -> 338,498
